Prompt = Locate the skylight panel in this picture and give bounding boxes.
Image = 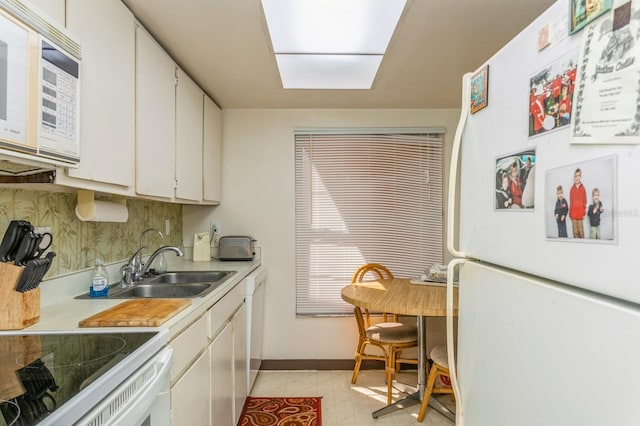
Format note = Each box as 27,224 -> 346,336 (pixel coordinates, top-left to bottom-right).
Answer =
276,54 -> 383,89
262,0 -> 406,89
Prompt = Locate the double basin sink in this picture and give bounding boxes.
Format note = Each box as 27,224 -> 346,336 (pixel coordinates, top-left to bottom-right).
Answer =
75,270 -> 236,299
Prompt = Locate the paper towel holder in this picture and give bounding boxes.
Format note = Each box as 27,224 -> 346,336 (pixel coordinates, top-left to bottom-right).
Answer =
75,190 -> 129,223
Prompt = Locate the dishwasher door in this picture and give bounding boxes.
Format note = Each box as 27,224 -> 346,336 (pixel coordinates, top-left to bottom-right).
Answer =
245,266 -> 267,392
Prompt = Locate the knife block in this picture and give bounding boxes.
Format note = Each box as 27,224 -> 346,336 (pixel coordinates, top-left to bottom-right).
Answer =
0,262 -> 40,330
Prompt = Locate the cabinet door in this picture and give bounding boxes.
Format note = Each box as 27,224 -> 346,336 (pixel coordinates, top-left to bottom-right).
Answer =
175,69 -> 203,201
135,26 -> 176,198
210,322 -> 233,426
170,314 -> 208,381
28,0 -> 65,28
67,0 -> 135,186
172,349 -> 210,426
233,303 -> 248,424
203,96 -> 222,203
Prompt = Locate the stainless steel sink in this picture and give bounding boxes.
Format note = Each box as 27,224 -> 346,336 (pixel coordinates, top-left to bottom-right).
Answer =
114,283 -> 215,298
75,270 -> 236,299
145,271 -> 230,285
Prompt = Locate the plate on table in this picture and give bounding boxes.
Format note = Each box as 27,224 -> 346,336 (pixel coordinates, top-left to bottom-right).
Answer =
410,276 -> 458,287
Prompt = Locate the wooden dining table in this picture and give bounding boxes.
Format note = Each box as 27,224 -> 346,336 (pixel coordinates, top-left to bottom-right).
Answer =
341,278 -> 458,421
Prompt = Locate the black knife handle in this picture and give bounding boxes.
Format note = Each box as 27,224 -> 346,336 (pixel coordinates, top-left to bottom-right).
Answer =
14,232 -> 38,266
32,253 -> 56,291
15,260 -> 36,292
0,220 -> 31,262
8,222 -> 34,262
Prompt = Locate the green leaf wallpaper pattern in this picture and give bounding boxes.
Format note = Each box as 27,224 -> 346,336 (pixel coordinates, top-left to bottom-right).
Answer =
0,189 -> 183,279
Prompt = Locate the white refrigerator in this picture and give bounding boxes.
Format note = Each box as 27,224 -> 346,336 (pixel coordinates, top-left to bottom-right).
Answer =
446,0 -> 640,425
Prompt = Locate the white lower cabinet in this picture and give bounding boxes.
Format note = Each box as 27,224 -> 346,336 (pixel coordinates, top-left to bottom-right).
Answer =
233,303 -> 248,424
209,280 -> 247,424
210,322 -> 233,426
170,279 -> 249,426
169,314 -> 209,424
171,349 -> 210,425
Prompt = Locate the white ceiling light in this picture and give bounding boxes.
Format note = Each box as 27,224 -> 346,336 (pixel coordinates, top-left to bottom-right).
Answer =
262,0 -> 406,89
276,54 -> 383,89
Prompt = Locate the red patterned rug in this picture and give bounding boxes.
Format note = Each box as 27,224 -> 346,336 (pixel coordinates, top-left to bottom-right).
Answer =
238,397 -> 322,426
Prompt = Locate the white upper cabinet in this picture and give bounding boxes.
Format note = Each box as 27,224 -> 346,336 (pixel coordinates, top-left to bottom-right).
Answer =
20,1 -> 222,203
175,69 -> 204,202
203,96 -> 222,203
28,0 -> 65,28
67,0 -> 135,187
135,26 -> 176,198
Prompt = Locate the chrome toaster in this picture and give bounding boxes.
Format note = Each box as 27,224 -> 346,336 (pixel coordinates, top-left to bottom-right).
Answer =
218,236 -> 255,261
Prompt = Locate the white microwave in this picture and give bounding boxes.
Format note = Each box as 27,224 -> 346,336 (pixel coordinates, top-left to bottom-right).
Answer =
0,0 -> 80,169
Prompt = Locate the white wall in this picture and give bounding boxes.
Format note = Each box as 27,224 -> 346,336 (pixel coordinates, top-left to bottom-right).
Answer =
184,108 -> 461,359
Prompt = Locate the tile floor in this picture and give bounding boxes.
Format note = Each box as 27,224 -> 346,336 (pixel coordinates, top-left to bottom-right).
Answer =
250,369 -> 456,426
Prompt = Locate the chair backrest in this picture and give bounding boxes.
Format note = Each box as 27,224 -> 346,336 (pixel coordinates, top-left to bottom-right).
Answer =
351,263 -> 394,283
351,263 -> 396,326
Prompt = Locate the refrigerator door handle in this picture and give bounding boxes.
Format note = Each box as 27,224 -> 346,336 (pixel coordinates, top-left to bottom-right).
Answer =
447,258 -> 466,425
447,72 -> 472,259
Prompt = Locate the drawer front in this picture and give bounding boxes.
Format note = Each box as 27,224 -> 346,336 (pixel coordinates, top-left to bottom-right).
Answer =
209,280 -> 245,339
170,313 -> 208,380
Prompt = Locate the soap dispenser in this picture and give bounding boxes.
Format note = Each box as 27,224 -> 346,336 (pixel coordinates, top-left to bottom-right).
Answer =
89,259 -> 109,297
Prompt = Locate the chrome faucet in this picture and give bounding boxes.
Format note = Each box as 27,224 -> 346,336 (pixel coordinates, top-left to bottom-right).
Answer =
138,245 -> 184,278
120,245 -> 184,286
119,228 -> 183,286
119,246 -> 147,286
140,228 -> 164,247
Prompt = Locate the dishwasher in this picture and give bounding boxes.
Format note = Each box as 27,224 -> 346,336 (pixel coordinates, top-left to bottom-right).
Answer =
245,266 -> 267,391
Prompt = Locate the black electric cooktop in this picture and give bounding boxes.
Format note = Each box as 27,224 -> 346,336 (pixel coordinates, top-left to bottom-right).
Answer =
0,331 -> 162,425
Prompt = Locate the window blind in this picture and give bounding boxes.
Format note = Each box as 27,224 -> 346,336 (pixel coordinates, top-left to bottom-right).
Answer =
295,131 -> 444,316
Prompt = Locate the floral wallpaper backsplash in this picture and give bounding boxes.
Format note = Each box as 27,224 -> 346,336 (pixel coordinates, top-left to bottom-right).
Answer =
0,188 -> 182,278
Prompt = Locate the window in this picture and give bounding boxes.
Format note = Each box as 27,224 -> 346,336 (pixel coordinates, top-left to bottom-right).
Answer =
295,130 -> 444,315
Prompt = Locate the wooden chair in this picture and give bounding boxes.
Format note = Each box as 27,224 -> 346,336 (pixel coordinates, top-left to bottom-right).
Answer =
350,263 -> 419,404
417,345 -> 455,422
351,263 -> 398,324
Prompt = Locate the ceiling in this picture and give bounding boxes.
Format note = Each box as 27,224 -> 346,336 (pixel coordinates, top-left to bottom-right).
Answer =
121,0 -> 555,109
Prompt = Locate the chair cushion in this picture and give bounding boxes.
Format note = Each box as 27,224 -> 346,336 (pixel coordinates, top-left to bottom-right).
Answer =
366,322 -> 418,343
430,345 -> 449,368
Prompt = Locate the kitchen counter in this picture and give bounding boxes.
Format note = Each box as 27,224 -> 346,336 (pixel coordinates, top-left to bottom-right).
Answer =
20,258 -> 261,339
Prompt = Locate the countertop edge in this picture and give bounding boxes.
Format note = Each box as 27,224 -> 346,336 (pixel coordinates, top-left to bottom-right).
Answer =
9,258 -> 261,339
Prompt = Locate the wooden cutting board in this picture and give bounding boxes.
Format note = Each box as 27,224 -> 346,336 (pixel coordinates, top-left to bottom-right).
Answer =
79,299 -> 191,327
